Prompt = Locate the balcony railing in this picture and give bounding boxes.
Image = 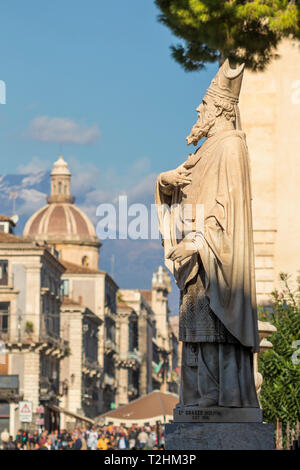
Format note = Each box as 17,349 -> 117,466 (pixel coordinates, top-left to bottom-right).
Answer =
103,373 -> 116,388
1,327 -> 68,357
128,385 -> 138,397
82,355 -> 102,375
0,327 -> 34,344
127,349 -> 142,364
104,338 -> 117,354
39,376 -> 59,402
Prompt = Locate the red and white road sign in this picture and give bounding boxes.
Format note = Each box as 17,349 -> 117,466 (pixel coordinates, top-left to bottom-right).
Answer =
19,401 -> 33,423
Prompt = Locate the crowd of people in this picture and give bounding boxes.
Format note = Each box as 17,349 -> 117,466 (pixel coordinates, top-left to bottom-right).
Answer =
0,424 -> 165,450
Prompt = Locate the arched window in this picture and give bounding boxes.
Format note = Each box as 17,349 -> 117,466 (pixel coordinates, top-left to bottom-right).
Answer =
58,181 -> 62,194
82,256 -> 89,267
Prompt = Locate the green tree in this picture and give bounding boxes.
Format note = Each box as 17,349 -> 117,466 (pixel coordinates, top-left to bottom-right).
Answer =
155,0 -> 300,71
258,273 -> 300,428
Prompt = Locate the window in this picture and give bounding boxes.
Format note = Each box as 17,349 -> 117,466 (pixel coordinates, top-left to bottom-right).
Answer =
61,279 -> 69,297
0,260 -> 8,286
0,302 -> 9,335
82,256 -> 89,267
129,319 -> 138,352
0,224 -> 5,232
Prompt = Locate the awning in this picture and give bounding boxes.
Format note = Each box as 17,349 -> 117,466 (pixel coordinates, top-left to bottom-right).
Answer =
48,405 -> 95,425
96,390 -> 179,426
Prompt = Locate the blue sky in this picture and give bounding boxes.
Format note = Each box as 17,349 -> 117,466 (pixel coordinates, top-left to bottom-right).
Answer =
0,1 -> 218,312
0,0 -> 217,175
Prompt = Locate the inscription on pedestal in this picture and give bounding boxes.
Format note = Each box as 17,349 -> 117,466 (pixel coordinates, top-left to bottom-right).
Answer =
174,406 -> 262,423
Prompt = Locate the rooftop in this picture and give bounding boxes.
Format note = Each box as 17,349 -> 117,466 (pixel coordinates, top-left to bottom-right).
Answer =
139,289 -> 152,304
60,259 -> 104,275
0,231 -> 32,244
0,215 -> 15,225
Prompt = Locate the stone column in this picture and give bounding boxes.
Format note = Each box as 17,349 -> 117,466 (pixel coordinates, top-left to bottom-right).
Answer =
138,310 -> 148,396
115,314 -> 129,406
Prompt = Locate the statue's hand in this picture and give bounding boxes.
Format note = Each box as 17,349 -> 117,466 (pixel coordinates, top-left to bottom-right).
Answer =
166,242 -> 196,264
160,164 -> 191,188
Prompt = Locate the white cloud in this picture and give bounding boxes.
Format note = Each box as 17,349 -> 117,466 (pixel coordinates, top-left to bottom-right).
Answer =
21,172 -> 46,187
17,156 -> 51,174
12,154 -> 158,222
66,157 -> 102,195
26,116 -> 100,145
18,188 -> 47,216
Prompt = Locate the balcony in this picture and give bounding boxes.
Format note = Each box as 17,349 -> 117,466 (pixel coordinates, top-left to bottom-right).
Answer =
0,327 -> 36,346
0,375 -> 22,402
116,348 -> 141,369
39,321 -> 69,357
1,325 -> 68,359
128,385 -> 138,398
104,338 -> 117,355
127,349 -> 141,364
82,355 -> 102,377
40,330 -> 68,355
103,373 -> 116,389
39,376 -> 59,402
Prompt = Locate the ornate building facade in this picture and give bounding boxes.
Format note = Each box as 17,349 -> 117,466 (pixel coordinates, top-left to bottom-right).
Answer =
117,266 -> 179,407
0,221 -> 67,436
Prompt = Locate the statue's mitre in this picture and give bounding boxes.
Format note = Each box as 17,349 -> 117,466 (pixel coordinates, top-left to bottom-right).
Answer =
205,59 -> 245,104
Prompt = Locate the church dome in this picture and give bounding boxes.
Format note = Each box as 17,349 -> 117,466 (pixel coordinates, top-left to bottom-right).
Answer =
23,156 -> 100,247
23,202 -> 98,243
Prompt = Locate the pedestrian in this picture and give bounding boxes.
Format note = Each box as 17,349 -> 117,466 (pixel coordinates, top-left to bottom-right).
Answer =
128,426 -> 137,449
80,433 -> 87,450
38,430 -> 47,448
86,426 -> 97,450
146,431 -> 155,449
117,432 -> 129,450
73,433 -> 83,450
97,433 -> 109,450
1,428 -> 9,450
5,436 -> 17,450
21,431 -> 28,450
137,428 -> 148,449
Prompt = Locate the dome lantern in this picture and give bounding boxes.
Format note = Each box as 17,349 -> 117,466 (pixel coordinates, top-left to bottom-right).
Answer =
23,156 -> 101,269
47,155 -> 75,204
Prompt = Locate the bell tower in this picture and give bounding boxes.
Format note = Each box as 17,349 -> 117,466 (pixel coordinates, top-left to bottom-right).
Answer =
47,155 -> 75,204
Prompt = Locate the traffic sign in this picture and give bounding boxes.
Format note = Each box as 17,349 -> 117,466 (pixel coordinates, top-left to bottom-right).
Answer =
19,401 -> 33,423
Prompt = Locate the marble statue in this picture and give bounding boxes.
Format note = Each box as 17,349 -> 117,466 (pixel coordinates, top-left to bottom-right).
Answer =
155,60 -> 260,410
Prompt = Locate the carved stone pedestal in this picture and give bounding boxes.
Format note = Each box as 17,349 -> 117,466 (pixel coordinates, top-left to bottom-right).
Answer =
165,422 -> 275,450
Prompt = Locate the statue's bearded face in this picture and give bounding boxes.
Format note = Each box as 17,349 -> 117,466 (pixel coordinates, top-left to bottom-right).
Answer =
186,97 -> 216,146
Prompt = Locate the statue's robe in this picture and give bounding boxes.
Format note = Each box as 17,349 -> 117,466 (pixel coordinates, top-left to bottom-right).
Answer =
155,129 -> 260,407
